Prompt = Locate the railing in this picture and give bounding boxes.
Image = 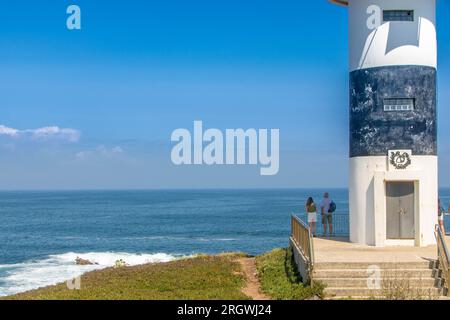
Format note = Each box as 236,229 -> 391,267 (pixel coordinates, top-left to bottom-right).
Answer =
296,213 -> 450,237
436,224 -> 450,296
291,214 -> 315,282
296,212 -> 349,236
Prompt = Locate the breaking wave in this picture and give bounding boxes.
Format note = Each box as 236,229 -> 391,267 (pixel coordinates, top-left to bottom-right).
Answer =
0,252 -> 178,297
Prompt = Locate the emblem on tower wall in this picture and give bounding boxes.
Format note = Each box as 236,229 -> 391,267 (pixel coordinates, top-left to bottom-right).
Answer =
389,150 -> 412,170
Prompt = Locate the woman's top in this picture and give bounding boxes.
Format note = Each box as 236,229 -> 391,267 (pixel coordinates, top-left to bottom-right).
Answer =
307,203 -> 317,213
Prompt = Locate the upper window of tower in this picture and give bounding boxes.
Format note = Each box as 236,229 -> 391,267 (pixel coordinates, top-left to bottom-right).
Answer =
383,10 -> 414,22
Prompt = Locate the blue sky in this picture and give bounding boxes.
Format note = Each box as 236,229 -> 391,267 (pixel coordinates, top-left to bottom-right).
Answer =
0,0 -> 449,189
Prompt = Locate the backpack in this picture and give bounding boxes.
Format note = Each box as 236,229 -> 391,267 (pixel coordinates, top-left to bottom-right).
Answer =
328,201 -> 337,213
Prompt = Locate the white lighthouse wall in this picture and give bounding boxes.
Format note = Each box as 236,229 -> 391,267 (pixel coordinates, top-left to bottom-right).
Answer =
349,156 -> 438,247
348,0 -> 437,71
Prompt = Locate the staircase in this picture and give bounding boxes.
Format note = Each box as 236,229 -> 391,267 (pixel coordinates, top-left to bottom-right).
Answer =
314,260 -> 446,299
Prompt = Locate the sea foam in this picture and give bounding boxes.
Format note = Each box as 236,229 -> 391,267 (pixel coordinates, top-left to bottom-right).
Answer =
0,252 -> 177,297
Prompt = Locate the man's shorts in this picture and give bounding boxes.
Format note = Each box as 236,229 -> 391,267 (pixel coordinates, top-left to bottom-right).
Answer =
322,214 -> 333,225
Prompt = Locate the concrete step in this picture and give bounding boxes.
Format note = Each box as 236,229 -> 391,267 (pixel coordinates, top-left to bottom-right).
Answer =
314,261 -> 436,270
314,268 -> 436,279
324,287 -> 444,298
315,277 -> 441,288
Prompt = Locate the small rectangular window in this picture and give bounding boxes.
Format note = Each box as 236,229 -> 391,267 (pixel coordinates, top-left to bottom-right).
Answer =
383,10 -> 414,22
383,98 -> 415,112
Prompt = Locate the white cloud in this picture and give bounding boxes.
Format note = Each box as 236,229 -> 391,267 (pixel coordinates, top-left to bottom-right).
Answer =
0,125 -> 19,137
75,151 -> 91,160
75,145 -> 124,160
111,146 -> 124,154
0,125 -> 81,142
27,126 -> 80,142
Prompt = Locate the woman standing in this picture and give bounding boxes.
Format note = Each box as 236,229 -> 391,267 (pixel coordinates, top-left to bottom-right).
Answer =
306,197 -> 317,237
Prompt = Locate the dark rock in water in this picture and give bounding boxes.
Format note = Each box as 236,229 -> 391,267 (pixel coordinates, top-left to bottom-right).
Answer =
75,257 -> 98,265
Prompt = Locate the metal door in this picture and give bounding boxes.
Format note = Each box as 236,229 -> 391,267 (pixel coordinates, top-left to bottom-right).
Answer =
386,182 -> 415,239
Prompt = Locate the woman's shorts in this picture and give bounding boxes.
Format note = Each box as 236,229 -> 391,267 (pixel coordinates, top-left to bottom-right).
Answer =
322,214 -> 333,225
308,212 -> 317,223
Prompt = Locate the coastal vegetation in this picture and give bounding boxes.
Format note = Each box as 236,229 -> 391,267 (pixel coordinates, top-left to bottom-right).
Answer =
4,249 -> 323,300
5,254 -> 249,300
256,248 -> 324,300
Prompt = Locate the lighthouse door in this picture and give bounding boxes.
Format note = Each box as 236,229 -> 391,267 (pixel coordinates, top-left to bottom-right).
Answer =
386,182 -> 415,240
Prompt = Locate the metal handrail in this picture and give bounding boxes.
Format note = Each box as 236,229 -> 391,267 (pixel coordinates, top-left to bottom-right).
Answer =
436,224 -> 450,296
291,214 -> 315,281
295,212 -> 349,236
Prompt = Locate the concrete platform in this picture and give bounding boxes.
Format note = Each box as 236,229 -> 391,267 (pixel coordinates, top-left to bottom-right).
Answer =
311,236 -> 450,298
313,236 -> 450,264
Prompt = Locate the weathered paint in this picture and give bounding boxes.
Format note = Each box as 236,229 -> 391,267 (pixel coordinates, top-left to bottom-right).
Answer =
350,65 -> 436,158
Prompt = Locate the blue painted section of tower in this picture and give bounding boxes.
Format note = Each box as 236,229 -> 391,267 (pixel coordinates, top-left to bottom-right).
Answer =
350,65 -> 437,157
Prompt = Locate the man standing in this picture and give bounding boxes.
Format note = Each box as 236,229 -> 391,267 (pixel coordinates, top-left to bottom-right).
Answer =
321,192 -> 334,237
438,199 -> 446,235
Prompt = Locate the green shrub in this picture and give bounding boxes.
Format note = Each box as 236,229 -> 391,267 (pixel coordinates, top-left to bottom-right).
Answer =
256,248 -> 324,300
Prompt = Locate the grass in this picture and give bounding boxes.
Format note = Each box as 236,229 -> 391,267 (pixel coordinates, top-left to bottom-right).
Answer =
381,270 -> 439,300
4,254 -> 249,300
3,249 -> 323,300
255,248 -> 324,300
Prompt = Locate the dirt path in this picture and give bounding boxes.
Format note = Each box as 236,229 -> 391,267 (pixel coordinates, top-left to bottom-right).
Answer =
238,258 -> 271,300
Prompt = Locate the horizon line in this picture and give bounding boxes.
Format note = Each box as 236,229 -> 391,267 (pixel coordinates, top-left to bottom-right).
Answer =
1,186 -> 450,192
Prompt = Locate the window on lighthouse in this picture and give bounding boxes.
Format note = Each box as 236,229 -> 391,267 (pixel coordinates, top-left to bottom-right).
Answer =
383,98 -> 415,112
383,10 -> 414,22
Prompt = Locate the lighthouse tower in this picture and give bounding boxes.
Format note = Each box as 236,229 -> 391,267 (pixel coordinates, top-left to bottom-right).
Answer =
331,0 -> 438,246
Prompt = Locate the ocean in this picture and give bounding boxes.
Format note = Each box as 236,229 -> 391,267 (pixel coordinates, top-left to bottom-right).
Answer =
0,188 -> 449,296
